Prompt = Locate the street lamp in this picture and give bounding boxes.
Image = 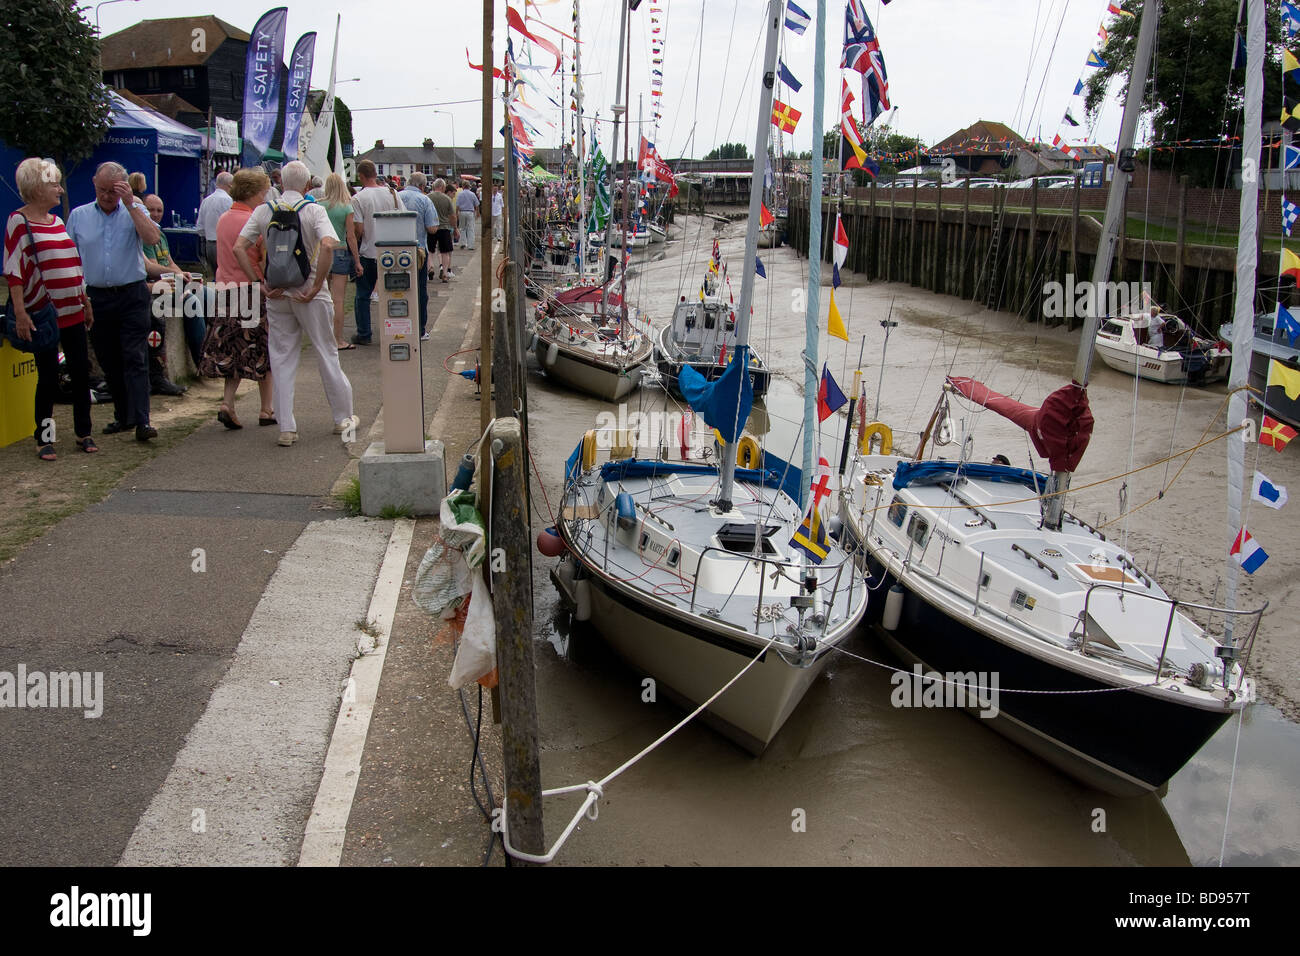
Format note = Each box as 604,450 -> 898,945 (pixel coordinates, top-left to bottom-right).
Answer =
434,109 -> 456,176
94,0 -> 140,73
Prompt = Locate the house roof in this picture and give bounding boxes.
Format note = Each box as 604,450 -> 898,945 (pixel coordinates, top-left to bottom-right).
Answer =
101,16 -> 250,71
932,120 -> 1027,154
129,91 -> 204,121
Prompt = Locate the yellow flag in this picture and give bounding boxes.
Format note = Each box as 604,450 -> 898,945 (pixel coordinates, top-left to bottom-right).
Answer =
828,288 -> 849,341
1286,49 -> 1300,77
1269,359 -> 1300,401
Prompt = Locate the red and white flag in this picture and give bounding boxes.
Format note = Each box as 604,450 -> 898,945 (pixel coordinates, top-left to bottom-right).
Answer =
833,214 -> 849,269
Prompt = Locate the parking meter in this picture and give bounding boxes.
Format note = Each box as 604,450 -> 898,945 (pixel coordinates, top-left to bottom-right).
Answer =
373,210 -> 424,453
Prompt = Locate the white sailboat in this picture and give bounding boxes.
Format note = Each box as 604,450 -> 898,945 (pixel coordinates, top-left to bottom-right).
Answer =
837,0 -> 1261,796
528,2 -> 652,401
549,0 -> 866,753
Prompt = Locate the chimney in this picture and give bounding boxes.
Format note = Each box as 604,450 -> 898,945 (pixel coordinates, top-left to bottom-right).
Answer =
375,139 -> 385,149
423,138 -> 434,149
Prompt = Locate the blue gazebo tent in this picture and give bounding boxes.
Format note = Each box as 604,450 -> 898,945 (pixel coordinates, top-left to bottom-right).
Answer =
1,90 -> 203,228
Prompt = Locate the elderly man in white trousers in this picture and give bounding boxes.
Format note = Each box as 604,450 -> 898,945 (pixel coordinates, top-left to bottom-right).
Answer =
233,161 -> 357,447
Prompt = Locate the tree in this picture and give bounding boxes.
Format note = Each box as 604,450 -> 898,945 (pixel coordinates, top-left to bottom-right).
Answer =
704,142 -> 749,161
1083,0 -> 1282,186
328,97 -> 354,169
0,0 -> 113,207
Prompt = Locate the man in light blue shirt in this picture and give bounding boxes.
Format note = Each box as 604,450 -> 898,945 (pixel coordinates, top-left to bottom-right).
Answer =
399,173 -> 440,339
66,162 -> 162,440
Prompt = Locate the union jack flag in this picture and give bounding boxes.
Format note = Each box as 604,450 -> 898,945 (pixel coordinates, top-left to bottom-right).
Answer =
842,0 -> 890,124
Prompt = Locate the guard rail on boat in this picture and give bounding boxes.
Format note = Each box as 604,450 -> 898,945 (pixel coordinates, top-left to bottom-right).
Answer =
686,544 -> 854,642
1079,583 -> 1265,695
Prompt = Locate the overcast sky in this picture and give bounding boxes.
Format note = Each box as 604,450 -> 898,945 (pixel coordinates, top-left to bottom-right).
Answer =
92,0 -> 1140,160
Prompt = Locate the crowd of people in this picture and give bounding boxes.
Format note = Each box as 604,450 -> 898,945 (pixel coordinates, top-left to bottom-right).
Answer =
5,155 -> 496,460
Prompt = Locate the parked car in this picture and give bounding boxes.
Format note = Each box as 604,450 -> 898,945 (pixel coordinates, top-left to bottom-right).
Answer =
942,177 -> 1002,189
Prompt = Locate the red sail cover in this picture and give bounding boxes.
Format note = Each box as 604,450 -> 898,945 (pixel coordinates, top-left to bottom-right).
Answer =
947,376 -> 1094,473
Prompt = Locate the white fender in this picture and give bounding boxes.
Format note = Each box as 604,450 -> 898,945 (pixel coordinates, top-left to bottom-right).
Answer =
882,584 -> 905,631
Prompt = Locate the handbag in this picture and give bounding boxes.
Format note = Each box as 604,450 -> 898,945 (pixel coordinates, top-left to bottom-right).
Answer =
3,214 -> 61,353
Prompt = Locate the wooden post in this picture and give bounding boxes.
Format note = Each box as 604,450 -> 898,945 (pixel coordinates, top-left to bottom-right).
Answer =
1118,180 -> 1129,286
869,179 -> 878,280
497,261 -> 520,421
488,417 -> 544,863
960,178 -> 970,299
480,0 -> 494,433
910,179 -> 918,285
933,186 -> 943,293
1026,179 -> 1038,318
1070,176 -> 1080,289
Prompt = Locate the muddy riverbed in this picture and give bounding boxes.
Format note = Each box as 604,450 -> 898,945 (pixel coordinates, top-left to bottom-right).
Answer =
519,214 -> 1299,866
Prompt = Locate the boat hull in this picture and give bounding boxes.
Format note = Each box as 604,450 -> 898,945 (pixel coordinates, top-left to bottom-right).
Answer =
846,542 -> 1234,796
555,556 -> 835,753
1094,339 -> 1230,385
534,337 -> 646,401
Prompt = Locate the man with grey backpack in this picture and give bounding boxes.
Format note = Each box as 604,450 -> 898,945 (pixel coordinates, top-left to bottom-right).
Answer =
233,161 -> 356,448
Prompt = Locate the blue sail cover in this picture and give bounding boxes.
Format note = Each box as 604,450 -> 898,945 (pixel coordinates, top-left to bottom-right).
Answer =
677,345 -> 753,444
892,461 -> 1050,491
599,459 -> 786,491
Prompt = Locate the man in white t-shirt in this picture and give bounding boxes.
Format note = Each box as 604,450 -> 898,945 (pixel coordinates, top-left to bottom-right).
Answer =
348,159 -> 404,344
196,171 -> 233,272
233,161 -> 356,448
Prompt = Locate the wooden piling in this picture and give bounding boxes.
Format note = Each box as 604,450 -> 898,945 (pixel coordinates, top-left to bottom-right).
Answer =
488,417 -> 544,863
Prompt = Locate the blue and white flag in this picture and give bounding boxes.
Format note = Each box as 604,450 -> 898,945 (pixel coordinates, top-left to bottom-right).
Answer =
755,255 -> 766,278
785,1 -> 811,35
1279,303 -> 1300,345
1285,1 -> 1300,38
1230,527 -> 1269,574
1286,144 -> 1300,170
1285,198 -> 1299,237
242,7 -> 290,166
282,32 -> 317,160
778,58 -> 803,93
1252,472 -> 1289,510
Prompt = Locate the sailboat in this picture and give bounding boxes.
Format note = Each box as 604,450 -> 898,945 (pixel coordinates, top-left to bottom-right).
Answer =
549,0 -> 866,753
837,0 -> 1261,796
654,243 -> 773,399
527,8 -> 653,401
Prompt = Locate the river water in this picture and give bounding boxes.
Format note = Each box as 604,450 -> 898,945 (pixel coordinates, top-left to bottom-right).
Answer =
521,214 -> 1300,866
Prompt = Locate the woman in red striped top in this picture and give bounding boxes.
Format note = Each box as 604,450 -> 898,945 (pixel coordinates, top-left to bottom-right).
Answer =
4,158 -> 97,459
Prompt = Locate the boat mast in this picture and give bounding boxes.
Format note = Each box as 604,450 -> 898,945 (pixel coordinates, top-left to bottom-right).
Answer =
1044,0 -> 1161,531
717,0 -> 784,511
600,0 -> 631,317
575,0 -> 587,272
800,0 -> 828,510
1223,0 -> 1265,645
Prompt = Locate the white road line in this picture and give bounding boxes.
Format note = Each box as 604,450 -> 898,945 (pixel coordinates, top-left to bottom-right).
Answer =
298,517 -> 415,866
118,518 -> 392,866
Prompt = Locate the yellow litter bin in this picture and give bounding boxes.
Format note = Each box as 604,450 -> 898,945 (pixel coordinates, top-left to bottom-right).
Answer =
0,339 -> 38,448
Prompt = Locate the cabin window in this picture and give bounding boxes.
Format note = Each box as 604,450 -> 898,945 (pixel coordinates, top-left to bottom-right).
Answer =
703,310 -> 717,330
1101,321 -> 1125,337
638,531 -> 649,552
666,547 -> 680,568
888,496 -> 907,527
907,513 -> 930,548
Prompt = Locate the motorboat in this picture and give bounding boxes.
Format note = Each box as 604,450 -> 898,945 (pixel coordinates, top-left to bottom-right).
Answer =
655,266 -> 771,399
1094,311 -> 1230,385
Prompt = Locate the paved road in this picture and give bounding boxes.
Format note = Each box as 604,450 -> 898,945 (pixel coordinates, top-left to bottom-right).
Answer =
0,252 -> 478,866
